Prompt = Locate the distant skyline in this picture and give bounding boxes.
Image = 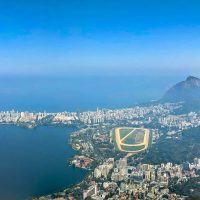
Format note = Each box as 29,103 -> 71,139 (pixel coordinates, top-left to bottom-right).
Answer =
0,0 -> 200,77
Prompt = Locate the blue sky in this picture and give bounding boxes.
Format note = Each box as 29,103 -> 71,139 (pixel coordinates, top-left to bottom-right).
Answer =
0,0 -> 200,76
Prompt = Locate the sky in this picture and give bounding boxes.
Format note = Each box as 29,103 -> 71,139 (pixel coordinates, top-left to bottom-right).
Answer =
0,0 -> 200,77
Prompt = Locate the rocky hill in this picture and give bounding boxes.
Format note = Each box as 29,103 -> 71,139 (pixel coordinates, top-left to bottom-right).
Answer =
161,76 -> 200,102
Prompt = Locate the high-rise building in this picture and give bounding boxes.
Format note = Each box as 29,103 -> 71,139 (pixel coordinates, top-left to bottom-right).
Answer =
118,158 -> 127,169
144,171 -> 151,181
194,158 -> 200,166
83,184 -> 97,200
94,168 -> 101,178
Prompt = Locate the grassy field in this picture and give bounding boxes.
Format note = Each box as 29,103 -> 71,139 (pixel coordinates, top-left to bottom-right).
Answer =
122,129 -> 145,145
119,128 -> 132,140
122,134 -> 136,144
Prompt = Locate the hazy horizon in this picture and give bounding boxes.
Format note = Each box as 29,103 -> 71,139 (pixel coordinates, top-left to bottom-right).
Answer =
0,74 -> 193,112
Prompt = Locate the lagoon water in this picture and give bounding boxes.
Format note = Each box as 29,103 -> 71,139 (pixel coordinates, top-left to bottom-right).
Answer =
0,125 -> 86,200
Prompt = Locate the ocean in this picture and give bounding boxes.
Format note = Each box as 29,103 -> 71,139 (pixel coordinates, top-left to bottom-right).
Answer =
0,75 -> 181,112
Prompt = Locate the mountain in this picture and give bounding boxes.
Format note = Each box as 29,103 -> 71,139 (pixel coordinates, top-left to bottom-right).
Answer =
161,76 -> 200,103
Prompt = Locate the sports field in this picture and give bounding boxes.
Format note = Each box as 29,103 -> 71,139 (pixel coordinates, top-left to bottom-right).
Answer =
111,127 -> 151,153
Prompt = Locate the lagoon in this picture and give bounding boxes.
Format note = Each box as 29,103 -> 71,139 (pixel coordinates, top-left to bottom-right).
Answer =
0,125 -> 86,200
